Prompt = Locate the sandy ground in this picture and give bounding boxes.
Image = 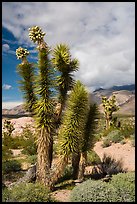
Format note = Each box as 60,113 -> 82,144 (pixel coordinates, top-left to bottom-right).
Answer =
93,141 -> 135,171
51,141 -> 135,202
3,117 -> 135,202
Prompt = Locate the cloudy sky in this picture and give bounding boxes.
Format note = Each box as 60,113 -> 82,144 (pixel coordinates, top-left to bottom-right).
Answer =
2,2 -> 135,109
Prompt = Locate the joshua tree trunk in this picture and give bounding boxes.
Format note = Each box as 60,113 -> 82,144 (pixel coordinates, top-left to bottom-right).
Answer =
36,128 -> 51,186
78,152 -> 87,181
49,155 -> 68,190
49,134 -> 53,168
106,115 -> 110,130
72,152 -> 80,179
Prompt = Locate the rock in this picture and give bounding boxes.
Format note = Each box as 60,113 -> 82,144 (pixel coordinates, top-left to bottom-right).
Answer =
9,163 -> 37,189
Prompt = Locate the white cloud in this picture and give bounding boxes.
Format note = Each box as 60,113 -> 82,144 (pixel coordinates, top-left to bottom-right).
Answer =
2,43 -> 10,51
2,43 -> 15,55
2,2 -> 135,90
2,101 -> 23,109
2,84 -> 12,90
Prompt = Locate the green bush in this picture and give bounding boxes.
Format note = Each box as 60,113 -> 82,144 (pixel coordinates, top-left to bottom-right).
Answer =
2,182 -> 54,202
110,172 -> 135,202
70,179 -> 117,202
57,165 -> 73,183
130,133 -> 135,147
2,160 -> 21,174
102,138 -> 112,147
102,129 -> 124,147
70,172 -> 135,202
27,154 -> 37,164
10,137 -> 23,149
87,150 -> 101,165
20,125 -> 37,156
120,121 -> 135,138
2,187 -> 11,202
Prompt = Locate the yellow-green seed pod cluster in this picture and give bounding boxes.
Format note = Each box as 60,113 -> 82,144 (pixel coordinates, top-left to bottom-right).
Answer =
16,47 -> 29,59
28,26 -> 45,43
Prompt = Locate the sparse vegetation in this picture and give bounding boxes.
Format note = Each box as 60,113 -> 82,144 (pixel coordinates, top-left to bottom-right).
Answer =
19,125 -> 37,156
70,172 -> 135,202
2,160 -> 22,175
2,182 -> 54,202
87,150 -> 101,165
102,129 -> 125,147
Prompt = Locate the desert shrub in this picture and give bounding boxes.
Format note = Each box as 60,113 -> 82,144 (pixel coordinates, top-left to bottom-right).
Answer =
102,138 -> 112,147
99,126 -> 114,138
87,150 -> 101,165
57,165 -> 73,183
110,172 -> 135,202
2,160 -> 22,174
70,179 -> 118,202
20,125 -> 37,156
130,133 -> 135,147
2,120 -> 14,161
120,140 -> 126,145
2,187 -> 11,202
120,120 -> 135,138
70,172 -> 135,202
92,154 -> 126,178
3,182 -> 54,202
2,182 -> 7,189
10,137 -> 23,149
102,129 -> 124,147
27,154 -> 37,164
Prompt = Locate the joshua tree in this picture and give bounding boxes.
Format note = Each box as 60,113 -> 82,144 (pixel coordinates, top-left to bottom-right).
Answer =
49,80 -> 89,187
72,103 -> 99,180
51,82 -> 98,184
16,26 -> 98,189
16,26 -> 79,187
102,95 -> 119,130
79,103 -> 98,180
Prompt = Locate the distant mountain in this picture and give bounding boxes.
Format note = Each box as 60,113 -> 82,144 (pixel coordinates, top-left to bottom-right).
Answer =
2,84 -> 135,116
2,104 -> 29,116
94,84 -> 135,93
91,85 -> 135,115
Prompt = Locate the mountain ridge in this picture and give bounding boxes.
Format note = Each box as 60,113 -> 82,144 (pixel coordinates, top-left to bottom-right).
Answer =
2,84 -> 135,116
93,84 -> 135,92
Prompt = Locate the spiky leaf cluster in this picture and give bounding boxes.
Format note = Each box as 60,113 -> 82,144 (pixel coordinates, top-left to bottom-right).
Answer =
16,47 -> 29,59
58,81 -> 88,156
33,44 -> 55,134
52,44 -> 79,105
82,103 -> 99,152
17,62 -> 37,113
28,26 -> 45,43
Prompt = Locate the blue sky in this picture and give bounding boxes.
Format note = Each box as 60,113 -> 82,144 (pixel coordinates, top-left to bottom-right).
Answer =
2,2 -> 135,109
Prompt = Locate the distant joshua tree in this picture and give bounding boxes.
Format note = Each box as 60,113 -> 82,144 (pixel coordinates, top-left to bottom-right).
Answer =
16,26 -> 98,189
102,95 -> 119,130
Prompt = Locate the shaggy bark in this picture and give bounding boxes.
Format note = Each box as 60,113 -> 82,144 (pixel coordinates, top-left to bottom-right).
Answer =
49,156 -> 68,190
36,128 -> 51,186
72,152 -> 80,179
78,152 -> 87,181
